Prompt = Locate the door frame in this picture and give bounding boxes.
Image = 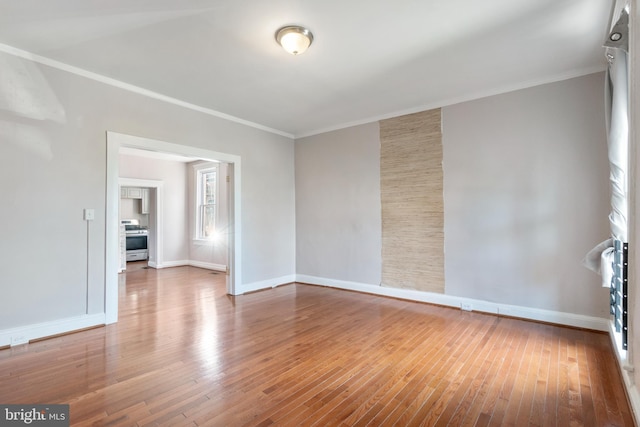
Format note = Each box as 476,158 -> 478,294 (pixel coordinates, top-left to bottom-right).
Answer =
118,178 -> 163,270
105,131 -> 242,324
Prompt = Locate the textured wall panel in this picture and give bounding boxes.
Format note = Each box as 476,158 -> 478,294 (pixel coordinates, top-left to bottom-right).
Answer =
380,109 -> 444,292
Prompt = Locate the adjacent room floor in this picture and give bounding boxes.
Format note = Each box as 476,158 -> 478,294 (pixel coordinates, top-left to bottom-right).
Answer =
0,265 -> 634,426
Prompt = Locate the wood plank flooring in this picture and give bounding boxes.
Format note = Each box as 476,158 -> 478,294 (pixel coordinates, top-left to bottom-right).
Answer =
0,264 -> 635,426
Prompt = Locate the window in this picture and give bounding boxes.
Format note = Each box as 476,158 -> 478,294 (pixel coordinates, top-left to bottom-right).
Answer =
603,4 -> 630,353
196,165 -> 217,240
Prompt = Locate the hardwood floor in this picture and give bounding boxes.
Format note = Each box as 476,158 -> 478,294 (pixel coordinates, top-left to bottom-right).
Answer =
0,265 -> 635,426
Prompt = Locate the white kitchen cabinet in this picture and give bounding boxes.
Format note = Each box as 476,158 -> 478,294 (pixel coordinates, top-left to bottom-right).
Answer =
121,186 -> 149,214
121,187 -> 143,199
127,187 -> 143,199
141,189 -> 150,214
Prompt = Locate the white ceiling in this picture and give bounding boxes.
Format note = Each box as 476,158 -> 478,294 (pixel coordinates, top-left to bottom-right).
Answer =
0,0 -> 612,138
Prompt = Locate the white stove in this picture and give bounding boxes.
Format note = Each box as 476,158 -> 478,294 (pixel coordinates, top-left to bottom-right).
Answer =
121,219 -> 148,261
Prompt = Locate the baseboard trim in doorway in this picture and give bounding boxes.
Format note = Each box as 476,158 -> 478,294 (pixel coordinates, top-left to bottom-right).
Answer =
154,260 -> 190,269
240,275 -> 296,294
149,260 -> 226,272
189,260 -> 226,272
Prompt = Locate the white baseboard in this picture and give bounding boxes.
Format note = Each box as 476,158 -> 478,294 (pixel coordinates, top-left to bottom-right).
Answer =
156,259 -> 190,269
188,260 -> 227,272
0,313 -> 105,348
148,260 -> 226,272
295,274 -> 609,332
240,275 -> 296,294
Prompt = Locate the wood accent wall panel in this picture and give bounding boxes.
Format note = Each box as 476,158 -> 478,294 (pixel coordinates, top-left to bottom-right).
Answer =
380,109 -> 444,292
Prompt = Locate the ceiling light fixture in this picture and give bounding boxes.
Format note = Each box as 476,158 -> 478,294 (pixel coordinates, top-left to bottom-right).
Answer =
275,25 -> 313,55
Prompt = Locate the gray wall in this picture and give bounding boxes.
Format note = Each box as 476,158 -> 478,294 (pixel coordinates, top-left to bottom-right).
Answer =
296,123 -> 382,285
119,154 -> 189,263
294,72 -> 611,318
0,51 -> 295,330
443,72 -> 610,316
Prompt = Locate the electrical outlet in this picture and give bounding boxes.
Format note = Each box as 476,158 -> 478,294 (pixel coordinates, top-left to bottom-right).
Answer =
461,303 -> 473,312
10,335 -> 28,346
83,208 -> 95,221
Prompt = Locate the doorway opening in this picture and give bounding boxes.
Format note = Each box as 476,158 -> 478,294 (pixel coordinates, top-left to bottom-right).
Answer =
106,131 -> 242,324
118,179 -> 162,271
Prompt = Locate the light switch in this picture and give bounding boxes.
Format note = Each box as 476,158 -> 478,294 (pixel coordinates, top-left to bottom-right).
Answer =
84,208 -> 95,221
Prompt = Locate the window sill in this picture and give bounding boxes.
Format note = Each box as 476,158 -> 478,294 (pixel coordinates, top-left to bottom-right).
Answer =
193,238 -> 215,246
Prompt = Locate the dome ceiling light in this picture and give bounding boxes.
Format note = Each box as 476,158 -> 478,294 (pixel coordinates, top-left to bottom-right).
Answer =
275,25 -> 314,55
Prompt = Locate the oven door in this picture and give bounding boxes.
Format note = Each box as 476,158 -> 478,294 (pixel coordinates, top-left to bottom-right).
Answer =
126,234 -> 148,251
126,234 -> 148,261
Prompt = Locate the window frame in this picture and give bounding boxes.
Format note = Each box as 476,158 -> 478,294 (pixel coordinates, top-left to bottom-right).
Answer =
194,164 -> 218,241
